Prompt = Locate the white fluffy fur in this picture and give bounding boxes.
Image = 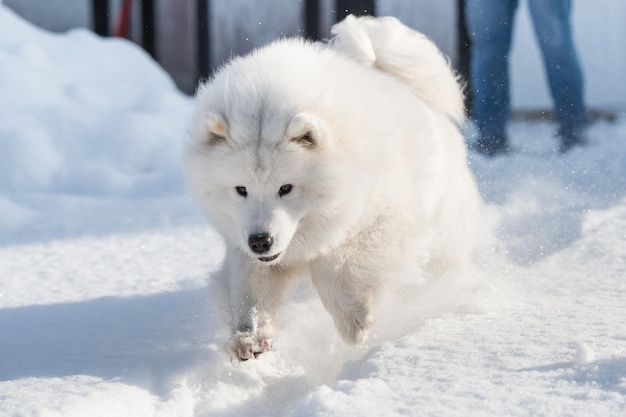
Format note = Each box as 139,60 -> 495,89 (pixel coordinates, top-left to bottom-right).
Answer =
183,16 -> 482,361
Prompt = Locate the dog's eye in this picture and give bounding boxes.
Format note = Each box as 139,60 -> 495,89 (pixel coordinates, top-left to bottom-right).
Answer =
278,184 -> 293,197
235,186 -> 248,197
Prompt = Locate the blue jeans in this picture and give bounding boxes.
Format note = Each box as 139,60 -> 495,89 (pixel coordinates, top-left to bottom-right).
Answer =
466,0 -> 588,143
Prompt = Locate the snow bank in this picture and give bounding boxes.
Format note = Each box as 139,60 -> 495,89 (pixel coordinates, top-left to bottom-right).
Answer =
0,5 -> 191,200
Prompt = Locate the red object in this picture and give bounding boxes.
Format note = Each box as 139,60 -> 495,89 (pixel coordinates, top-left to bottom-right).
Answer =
114,0 -> 134,37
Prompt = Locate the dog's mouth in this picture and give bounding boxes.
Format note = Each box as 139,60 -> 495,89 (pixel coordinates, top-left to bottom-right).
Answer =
258,252 -> 281,263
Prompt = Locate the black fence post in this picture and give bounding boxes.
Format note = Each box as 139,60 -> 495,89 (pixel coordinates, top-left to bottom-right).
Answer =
457,0 -> 473,115
196,0 -> 210,83
305,0 -> 320,41
335,0 -> 376,21
141,0 -> 156,59
92,0 -> 109,36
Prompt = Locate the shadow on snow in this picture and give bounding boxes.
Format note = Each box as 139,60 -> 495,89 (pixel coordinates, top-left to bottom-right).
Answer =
0,288 -> 220,393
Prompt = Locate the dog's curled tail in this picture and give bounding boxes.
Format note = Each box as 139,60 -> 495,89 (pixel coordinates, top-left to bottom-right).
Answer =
330,15 -> 465,123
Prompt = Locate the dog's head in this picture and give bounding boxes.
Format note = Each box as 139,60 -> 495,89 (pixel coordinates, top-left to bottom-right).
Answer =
184,106 -> 335,265
183,39 -> 379,265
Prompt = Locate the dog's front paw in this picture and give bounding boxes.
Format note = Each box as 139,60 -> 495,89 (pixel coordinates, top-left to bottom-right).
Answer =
228,331 -> 272,361
335,307 -> 373,345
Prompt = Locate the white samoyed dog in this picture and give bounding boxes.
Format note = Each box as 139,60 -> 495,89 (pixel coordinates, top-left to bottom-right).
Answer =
183,15 -> 482,360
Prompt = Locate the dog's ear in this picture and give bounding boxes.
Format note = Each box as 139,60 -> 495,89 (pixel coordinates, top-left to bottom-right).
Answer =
202,112 -> 229,145
287,112 -> 329,150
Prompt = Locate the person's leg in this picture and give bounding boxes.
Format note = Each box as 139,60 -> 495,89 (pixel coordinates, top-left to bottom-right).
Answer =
528,0 -> 589,151
466,0 -> 518,156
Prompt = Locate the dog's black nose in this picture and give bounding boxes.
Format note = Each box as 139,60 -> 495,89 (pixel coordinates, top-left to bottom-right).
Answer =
248,233 -> 273,254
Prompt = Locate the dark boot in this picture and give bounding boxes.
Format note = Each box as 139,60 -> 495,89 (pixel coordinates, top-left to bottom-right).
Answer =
558,127 -> 588,154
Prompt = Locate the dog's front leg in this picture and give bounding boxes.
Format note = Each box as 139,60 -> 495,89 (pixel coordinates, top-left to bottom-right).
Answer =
226,250 -> 292,361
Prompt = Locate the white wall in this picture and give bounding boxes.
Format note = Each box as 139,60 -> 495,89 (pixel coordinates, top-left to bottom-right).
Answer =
3,0 -> 89,31
209,0 -> 303,67
510,0 -> 626,112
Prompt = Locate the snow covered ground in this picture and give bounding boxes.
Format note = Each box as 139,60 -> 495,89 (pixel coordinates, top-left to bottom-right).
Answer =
1,5 -> 626,416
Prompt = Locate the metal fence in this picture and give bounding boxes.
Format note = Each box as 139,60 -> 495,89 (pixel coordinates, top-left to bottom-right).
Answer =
88,0 -> 466,93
